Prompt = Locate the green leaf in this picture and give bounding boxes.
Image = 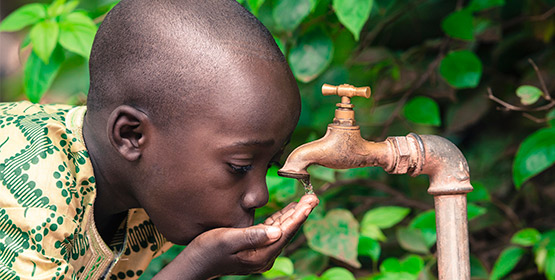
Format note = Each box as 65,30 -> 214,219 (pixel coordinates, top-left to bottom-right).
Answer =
400,255 -> 424,276
290,248 -> 329,276
489,246 -> 525,280
511,228 -> 541,247
513,128 -> 555,188
536,247 -> 548,273
273,0 -> 311,31
409,210 -> 436,230
516,85 -> 543,105
361,206 -> 410,229
30,20 -> 59,63
273,36 -> 286,55
534,231 -> 555,273
467,182 -> 491,202
467,0 -> 505,12
332,0 -> 373,41
547,109 -> 555,127
62,0 -> 80,15
262,257 -> 294,279
47,0 -> 67,18
441,10 -> 474,40
267,166 -> 297,203
358,235 -> 381,262
21,34 -> 32,49
309,0 -> 319,12
288,28 -> 334,83
24,46 -> 64,103
403,96 -> 441,126
408,210 -> 436,248
321,267 -> 356,280
470,255 -> 489,279
546,249 -> 555,280
439,50 -> 482,89
396,227 -> 429,254
247,0 -> 265,16
467,203 -> 487,220
380,258 -> 402,273
360,223 -> 386,241
304,209 -> 361,268
535,230 -> 555,252
0,3 -> 47,32
59,12 -> 97,58
377,256 -> 424,279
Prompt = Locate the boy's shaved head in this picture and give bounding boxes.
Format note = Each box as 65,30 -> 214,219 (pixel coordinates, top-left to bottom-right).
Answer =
87,0 -> 290,125
85,0 -> 301,246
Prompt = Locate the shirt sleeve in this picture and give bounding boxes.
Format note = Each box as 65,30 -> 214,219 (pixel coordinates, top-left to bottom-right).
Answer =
0,207 -> 76,280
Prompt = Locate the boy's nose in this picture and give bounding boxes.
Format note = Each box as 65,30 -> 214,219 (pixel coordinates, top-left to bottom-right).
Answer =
241,180 -> 269,210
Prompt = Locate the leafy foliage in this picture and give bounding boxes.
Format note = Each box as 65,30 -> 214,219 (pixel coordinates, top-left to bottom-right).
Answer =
513,127 -> 555,188
1,0 -> 97,102
1,0 -> 554,279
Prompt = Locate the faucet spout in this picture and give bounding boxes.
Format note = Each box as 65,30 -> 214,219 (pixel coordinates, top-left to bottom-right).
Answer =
277,125 -> 394,179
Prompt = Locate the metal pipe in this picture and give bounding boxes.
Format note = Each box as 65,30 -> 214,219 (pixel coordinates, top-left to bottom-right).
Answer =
278,133 -> 472,280
417,135 -> 473,280
434,195 -> 470,280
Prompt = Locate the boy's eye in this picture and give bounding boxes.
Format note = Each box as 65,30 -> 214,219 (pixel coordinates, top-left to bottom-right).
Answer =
228,163 -> 253,174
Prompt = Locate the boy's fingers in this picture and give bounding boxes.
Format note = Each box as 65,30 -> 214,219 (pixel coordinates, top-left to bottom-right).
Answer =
264,194 -> 318,225
298,194 -> 319,208
264,202 -> 297,225
226,225 -> 282,252
277,207 -> 296,224
279,197 -> 319,236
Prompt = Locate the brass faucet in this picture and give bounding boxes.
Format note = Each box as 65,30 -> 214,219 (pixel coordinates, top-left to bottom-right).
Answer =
279,84 -> 473,280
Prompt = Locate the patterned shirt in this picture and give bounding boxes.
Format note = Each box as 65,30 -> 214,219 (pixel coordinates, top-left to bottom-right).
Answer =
0,102 -> 172,280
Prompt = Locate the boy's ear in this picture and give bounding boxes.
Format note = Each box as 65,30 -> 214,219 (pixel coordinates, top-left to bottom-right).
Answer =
107,105 -> 151,162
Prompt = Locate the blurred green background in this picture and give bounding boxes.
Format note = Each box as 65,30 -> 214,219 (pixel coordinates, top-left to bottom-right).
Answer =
1,0 -> 555,279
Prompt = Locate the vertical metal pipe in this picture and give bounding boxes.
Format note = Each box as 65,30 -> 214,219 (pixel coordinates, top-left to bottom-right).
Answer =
434,194 -> 470,280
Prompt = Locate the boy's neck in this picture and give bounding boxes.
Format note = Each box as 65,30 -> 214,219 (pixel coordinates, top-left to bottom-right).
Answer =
82,112 -> 136,244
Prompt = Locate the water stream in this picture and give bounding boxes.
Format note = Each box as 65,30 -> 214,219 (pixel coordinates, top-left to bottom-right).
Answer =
299,177 -> 314,195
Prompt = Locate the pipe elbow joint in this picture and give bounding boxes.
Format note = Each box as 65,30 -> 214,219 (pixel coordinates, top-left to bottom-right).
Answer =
418,135 -> 473,195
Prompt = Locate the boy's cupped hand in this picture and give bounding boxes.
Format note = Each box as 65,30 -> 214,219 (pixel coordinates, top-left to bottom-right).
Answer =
154,194 -> 319,280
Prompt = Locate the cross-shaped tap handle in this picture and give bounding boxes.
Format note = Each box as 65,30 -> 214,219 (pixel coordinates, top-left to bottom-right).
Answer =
322,84 -> 371,99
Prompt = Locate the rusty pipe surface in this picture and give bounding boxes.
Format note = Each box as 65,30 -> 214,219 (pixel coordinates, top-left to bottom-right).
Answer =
415,135 -> 473,280
279,132 -> 472,280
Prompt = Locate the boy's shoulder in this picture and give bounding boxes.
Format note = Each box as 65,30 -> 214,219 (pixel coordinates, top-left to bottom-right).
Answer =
0,100 -> 93,214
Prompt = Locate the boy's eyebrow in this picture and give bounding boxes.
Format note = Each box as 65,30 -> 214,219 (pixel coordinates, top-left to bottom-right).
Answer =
229,139 -> 275,147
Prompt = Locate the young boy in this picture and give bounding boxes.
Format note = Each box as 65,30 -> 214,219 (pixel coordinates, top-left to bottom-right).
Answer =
0,0 -> 319,279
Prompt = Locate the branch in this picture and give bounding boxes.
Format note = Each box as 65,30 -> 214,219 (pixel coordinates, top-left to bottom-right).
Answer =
528,58 -> 551,101
504,6 -> 555,28
522,113 -> 548,123
490,196 -> 521,229
487,88 -> 555,113
487,59 -> 554,115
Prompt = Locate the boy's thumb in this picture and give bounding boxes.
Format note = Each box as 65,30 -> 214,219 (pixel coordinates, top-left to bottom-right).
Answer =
235,225 -> 282,251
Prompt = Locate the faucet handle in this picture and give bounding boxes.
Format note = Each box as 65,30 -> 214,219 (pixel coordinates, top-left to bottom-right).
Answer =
322,84 -> 371,99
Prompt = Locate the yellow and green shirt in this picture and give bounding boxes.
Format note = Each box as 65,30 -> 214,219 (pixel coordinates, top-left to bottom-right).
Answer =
0,101 -> 172,280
